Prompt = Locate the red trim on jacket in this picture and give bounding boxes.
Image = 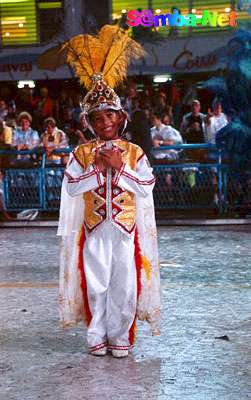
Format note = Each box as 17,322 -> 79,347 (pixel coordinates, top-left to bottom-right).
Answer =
121,170 -> 156,185
128,228 -> 143,346
64,169 -> 96,183
77,225 -> 92,326
113,162 -> 125,186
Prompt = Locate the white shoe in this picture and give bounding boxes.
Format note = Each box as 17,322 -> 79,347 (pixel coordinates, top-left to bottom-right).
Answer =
90,347 -> 107,356
111,349 -> 129,358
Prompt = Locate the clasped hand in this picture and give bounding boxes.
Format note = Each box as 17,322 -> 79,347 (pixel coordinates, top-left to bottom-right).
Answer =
95,148 -> 123,173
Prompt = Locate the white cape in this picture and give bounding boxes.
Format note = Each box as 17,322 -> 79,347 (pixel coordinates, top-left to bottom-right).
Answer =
57,175 -> 161,335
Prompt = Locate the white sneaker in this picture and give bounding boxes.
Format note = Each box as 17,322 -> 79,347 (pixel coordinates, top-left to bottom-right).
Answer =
111,349 -> 129,358
90,347 -> 107,356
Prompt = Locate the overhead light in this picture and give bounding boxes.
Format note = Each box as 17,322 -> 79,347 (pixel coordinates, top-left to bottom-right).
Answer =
17,80 -> 36,89
155,9 -> 161,14
2,17 -> 26,25
121,9 -> 127,13
224,7 -> 231,12
153,75 -> 172,83
5,32 -> 10,36
18,23 -> 24,28
191,8 -> 196,13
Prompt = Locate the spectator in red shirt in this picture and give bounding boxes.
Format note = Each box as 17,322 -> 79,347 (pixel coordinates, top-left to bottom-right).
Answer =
32,87 -> 53,130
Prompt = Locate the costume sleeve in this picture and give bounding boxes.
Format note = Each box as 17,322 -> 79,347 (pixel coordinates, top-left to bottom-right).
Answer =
64,155 -> 105,197
113,154 -> 155,198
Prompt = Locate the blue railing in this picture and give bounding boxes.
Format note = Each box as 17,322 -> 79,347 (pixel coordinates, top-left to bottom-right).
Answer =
0,145 -> 250,214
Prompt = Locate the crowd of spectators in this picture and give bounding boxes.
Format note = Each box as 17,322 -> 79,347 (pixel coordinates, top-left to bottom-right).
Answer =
0,81 -> 229,167
1,80 -> 245,219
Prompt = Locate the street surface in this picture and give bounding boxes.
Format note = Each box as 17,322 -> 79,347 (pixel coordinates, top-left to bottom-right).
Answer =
0,226 -> 251,400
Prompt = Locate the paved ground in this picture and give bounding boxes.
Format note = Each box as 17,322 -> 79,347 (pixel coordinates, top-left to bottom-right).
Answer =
0,226 -> 251,400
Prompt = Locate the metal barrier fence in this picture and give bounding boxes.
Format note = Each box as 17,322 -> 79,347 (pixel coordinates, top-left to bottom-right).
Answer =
0,146 -> 250,214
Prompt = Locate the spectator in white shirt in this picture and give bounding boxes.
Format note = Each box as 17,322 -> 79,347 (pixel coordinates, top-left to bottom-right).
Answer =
151,110 -> 183,160
204,101 -> 228,144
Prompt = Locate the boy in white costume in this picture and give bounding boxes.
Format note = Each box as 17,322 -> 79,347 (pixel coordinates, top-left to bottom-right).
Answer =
57,25 -> 160,358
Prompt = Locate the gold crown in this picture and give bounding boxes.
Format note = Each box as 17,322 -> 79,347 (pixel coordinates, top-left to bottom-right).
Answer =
82,74 -> 122,114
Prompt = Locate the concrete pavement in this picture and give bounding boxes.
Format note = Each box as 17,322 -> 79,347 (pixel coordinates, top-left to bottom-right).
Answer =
0,226 -> 251,400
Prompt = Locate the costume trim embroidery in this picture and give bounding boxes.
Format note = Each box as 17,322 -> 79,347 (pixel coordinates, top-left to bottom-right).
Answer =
73,149 -> 86,170
90,342 -> 108,351
64,170 -> 96,183
77,225 -> 92,326
137,152 -> 145,162
83,186 -> 106,232
93,164 -> 102,187
121,170 -> 156,185
108,344 -> 133,350
113,162 -> 125,186
128,228 -> 143,345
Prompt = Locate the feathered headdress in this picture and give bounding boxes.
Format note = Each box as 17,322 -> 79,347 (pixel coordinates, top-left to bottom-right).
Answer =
63,25 -> 144,115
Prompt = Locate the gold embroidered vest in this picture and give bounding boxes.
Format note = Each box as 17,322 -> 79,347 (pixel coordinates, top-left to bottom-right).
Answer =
74,139 -> 144,235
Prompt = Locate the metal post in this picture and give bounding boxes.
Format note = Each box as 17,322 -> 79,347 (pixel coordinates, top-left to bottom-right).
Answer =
3,170 -> 9,209
40,152 -> 46,210
217,148 -> 223,214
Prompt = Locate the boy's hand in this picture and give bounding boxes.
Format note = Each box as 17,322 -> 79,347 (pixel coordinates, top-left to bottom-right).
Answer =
99,149 -> 123,170
95,149 -> 108,174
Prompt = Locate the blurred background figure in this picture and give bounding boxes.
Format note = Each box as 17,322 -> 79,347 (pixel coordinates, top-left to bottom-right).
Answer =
16,84 -> 33,114
123,85 -> 138,117
55,89 -> 73,121
5,101 -> 17,129
0,118 -> 12,220
180,100 -> 206,144
0,99 -> 8,120
151,109 -> 167,141
75,112 -> 95,144
41,117 -> 68,164
128,105 -> 152,162
154,91 -> 167,112
162,110 -> 174,127
12,112 -> 40,150
12,112 -> 40,161
205,100 -> 228,145
151,110 -> 183,162
32,87 -> 53,130
0,117 -> 12,146
58,107 -> 79,146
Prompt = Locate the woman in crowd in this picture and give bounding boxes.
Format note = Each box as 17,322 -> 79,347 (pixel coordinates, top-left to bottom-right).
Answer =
41,117 -> 68,164
12,112 -> 40,162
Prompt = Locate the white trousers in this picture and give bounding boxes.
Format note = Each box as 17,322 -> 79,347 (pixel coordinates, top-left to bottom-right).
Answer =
83,222 -> 137,350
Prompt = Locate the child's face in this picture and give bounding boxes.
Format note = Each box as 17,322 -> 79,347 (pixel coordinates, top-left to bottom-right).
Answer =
90,109 -> 123,140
